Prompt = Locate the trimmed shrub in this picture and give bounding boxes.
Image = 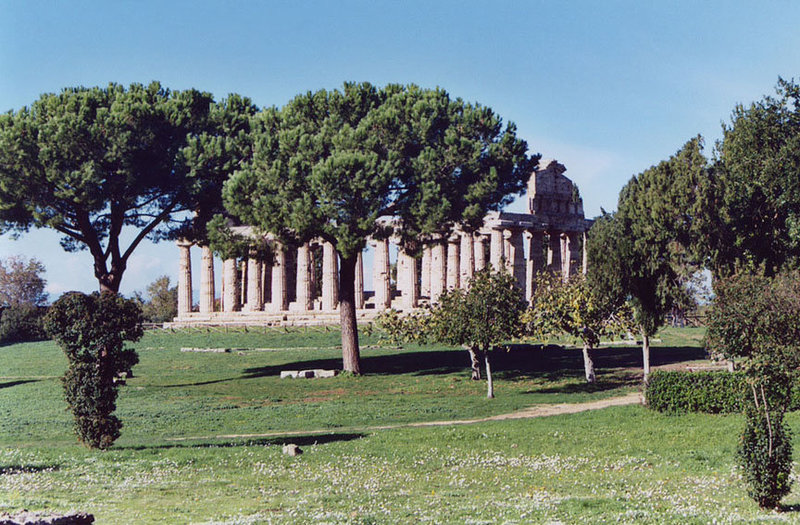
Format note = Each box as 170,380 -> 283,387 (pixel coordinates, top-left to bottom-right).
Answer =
739,408 -> 793,508
44,291 -> 142,449
645,370 -> 748,414
0,304 -> 47,344
646,370 -> 800,414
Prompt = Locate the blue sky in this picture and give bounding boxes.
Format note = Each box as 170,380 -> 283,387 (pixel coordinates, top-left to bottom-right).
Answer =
1,1 -> 799,298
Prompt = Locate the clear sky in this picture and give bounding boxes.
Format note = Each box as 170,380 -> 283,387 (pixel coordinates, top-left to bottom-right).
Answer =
1,1 -> 799,299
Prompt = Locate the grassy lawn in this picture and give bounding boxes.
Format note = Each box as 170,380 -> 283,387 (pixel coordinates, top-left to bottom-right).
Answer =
4,326 -> 799,523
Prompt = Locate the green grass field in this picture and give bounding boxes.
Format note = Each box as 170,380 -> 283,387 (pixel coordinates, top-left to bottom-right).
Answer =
3,327 -> 800,523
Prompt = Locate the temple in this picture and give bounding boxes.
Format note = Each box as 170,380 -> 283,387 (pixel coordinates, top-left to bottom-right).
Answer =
168,159 -> 592,326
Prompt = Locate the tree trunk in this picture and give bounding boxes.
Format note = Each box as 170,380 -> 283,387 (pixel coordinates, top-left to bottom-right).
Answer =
94,256 -> 124,293
641,330 -> 651,382
727,359 -> 736,372
467,345 -> 482,380
97,271 -> 122,293
484,349 -> 494,399
339,254 -> 361,375
582,344 -> 596,383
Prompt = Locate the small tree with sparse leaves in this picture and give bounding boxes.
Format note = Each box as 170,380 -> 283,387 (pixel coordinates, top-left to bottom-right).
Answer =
706,270 -> 800,509
44,292 -> 142,449
380,268 -> 526,398
524,273 -> 633,383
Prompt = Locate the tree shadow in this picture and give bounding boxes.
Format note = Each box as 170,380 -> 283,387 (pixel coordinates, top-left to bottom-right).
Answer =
779,504 -> 800,513
235,350 -> 469,380
0,379 -> 39,389
530,374 -> 640,394
163,344 -> 707,387
117,432 -> 366,451
494,344 -> 707,374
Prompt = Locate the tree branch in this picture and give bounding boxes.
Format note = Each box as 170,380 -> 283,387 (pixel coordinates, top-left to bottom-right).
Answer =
120,201 -> 178,264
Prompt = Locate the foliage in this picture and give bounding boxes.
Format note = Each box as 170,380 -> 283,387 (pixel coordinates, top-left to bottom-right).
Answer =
219,82 -> 536,374
706,270 -> 800,508
0,255 -> 49,307
380,269 -> 527,397
589,140 -> 704,378
178,94 -> 259,243
738,409 -> 793,509
0,303 -> 47,344
706,271 -> 800,385
699,78 -> 800,277
648,371 -> 742,414
524,273 -> 633,382
43,291 -> 142,448
0,82 -> 253,292
133,275 -> 178,323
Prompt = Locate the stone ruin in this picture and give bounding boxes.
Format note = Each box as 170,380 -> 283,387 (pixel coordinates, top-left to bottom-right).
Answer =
167,159 -> 592,327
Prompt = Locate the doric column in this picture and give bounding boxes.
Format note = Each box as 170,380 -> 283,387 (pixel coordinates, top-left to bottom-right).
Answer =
568,232 -> 582,277
296,242 -> 313,311
525,231 -> 544,302
240,259 -> 248,306
548,231 -> 562,277
582,231 -> 588,276
308,245 -> 318,300
372,238 -> 391,310
473,235 -> 487,271
322,241 -> 339,311
446,236 -> 460,290
245,251 -> 262,312
177,240 -> 193,316
430,241 -> 446,303
505,230 -> 526,291
262,255 -> 271,306
271,243 -> 288,311
460,232 -> 474,288
395,248 -> 407,301
561,233 -> 571,282
398,249 -> 418,310
222,258 -> 240,312
490,229 -> 504,272
355,251 -> 365,309
199,245 -> 215,314
421,246 -> 432,297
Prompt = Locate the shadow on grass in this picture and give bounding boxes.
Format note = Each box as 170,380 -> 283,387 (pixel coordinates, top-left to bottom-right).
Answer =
163,344 -> 707,388
530,374 -> 640,394
118,432 -> 366,451
0,379 -> 39,389
779,504 -> 800,513
0,464 -> 59,474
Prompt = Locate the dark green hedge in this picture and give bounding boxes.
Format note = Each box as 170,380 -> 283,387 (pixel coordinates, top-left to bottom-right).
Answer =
645,371 -> 800,414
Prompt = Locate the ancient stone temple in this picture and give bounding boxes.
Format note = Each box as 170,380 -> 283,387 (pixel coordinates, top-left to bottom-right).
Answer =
168,159 -> 592,326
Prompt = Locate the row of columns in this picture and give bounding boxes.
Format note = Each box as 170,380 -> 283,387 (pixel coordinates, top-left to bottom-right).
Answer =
176,229 -> 585,317
177,239 -> 347,316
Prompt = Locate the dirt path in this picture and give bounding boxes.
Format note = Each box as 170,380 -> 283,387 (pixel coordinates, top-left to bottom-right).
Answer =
166,392 -> 643,443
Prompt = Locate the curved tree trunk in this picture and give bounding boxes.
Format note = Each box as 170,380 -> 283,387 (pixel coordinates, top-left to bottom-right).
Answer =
641,330 -> 651,382
339,254 -> 361,375
467,345 -> 482,380
484,349 -> 494,399
582,343 -> 596,383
